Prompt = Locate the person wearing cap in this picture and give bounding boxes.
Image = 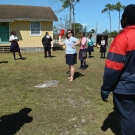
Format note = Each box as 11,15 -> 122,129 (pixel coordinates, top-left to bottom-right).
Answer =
42,32 -> 52,58
101,4 -> 135,135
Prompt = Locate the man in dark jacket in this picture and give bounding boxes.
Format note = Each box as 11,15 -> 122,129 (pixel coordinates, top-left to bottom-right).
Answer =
101,4 -> 135,135
42,32 -> 52,58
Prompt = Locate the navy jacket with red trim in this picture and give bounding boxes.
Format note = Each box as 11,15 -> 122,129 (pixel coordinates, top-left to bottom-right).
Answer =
101,25 -> 135,100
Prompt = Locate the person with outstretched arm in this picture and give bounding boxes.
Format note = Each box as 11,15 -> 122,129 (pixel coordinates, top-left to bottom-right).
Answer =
59,29 -> 80,82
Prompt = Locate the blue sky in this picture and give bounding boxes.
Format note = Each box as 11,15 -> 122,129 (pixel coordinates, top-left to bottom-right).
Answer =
0,0 -> 135,33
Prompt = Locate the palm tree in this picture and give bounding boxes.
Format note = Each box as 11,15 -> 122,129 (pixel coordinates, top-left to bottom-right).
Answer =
60,0 -> 80,30
60,0 -> 80,8
113,2 -> 125,32
103,29 -> 109,34
90,29 -> 96,33
72,23 -> 83,37
101,4 -> 114,38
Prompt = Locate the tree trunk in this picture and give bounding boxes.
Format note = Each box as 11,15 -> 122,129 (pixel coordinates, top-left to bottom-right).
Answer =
118,11 -> 120,32
109,12 -> 111,39
70,0 -> 72,29
73,5 -> 75,36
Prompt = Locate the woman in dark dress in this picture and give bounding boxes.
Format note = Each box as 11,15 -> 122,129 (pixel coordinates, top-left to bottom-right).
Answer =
9,31 -> 23,60
79,32 -> 87,70
100,36 -> 107,58
87,35 -> 94,58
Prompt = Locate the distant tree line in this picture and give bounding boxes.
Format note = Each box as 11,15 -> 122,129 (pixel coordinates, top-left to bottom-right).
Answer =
53,1 -> 125,39
101,2 -> 125,38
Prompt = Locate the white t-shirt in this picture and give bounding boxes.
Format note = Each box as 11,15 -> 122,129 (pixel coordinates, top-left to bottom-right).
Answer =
46,35 -> 50,38
9,35 -> 18,41
88,39 -> 91,42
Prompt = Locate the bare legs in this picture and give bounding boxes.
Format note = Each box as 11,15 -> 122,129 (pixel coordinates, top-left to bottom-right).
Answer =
68,65 -> 75,82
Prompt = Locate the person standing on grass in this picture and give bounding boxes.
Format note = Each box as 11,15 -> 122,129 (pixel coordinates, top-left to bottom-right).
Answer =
78,32 -> 87,70
87,35 -> 94,58
59,29 -> 80,82
9,31 -> 23,60
101,4 -> 135,135
100,36 -> 107,59
42,32 -> 52,58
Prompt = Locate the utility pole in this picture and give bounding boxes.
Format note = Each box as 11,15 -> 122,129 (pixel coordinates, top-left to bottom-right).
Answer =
69,0 -> 72,29
95,22 -> 98,33
118,11 -> 120,32
73,5 -> 75,36
65,14 -> 68,32
109,11 -> 111,39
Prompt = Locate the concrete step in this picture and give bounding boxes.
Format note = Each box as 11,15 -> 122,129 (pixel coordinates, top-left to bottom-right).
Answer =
0,46 -> 10,52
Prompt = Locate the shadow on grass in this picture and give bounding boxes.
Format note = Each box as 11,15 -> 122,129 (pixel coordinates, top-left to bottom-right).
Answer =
44,56 -> 56,58
88,56 -> 94,58
74,72 -> 84,80
16,57 -> 27,60
85,64 -> 89,69
0,108 -> 33,135
66,71 -> 84,80
48,56 -> 57,58
0,61 -> 8,64
101,107 -> 120,135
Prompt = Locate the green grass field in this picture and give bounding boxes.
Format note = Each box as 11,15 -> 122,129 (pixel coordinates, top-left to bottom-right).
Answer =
0,47 -> 120,135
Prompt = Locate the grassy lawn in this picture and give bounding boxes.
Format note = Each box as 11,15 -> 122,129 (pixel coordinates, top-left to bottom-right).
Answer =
0,47 -> 120,135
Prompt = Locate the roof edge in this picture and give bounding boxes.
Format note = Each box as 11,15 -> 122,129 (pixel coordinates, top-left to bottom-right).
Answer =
0,19 -> 14,22
0,4 -> 51,8
0,18 -> 58,22
15,18 -> 58,21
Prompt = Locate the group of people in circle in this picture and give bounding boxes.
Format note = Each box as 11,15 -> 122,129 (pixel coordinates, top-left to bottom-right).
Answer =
59,29 -> 107,82
9,29 -> 107,82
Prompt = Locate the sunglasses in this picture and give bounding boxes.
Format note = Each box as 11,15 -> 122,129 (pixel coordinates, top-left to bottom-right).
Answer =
67,32 -> 72,34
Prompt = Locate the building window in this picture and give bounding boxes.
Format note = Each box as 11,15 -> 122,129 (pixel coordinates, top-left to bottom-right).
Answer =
31,22 -> 41,36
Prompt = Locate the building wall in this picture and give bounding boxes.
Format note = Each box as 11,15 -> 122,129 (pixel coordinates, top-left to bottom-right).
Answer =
10,20 -> 53,48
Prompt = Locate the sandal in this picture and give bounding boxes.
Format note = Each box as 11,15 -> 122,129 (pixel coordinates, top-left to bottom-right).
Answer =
69,78 -> 73,82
